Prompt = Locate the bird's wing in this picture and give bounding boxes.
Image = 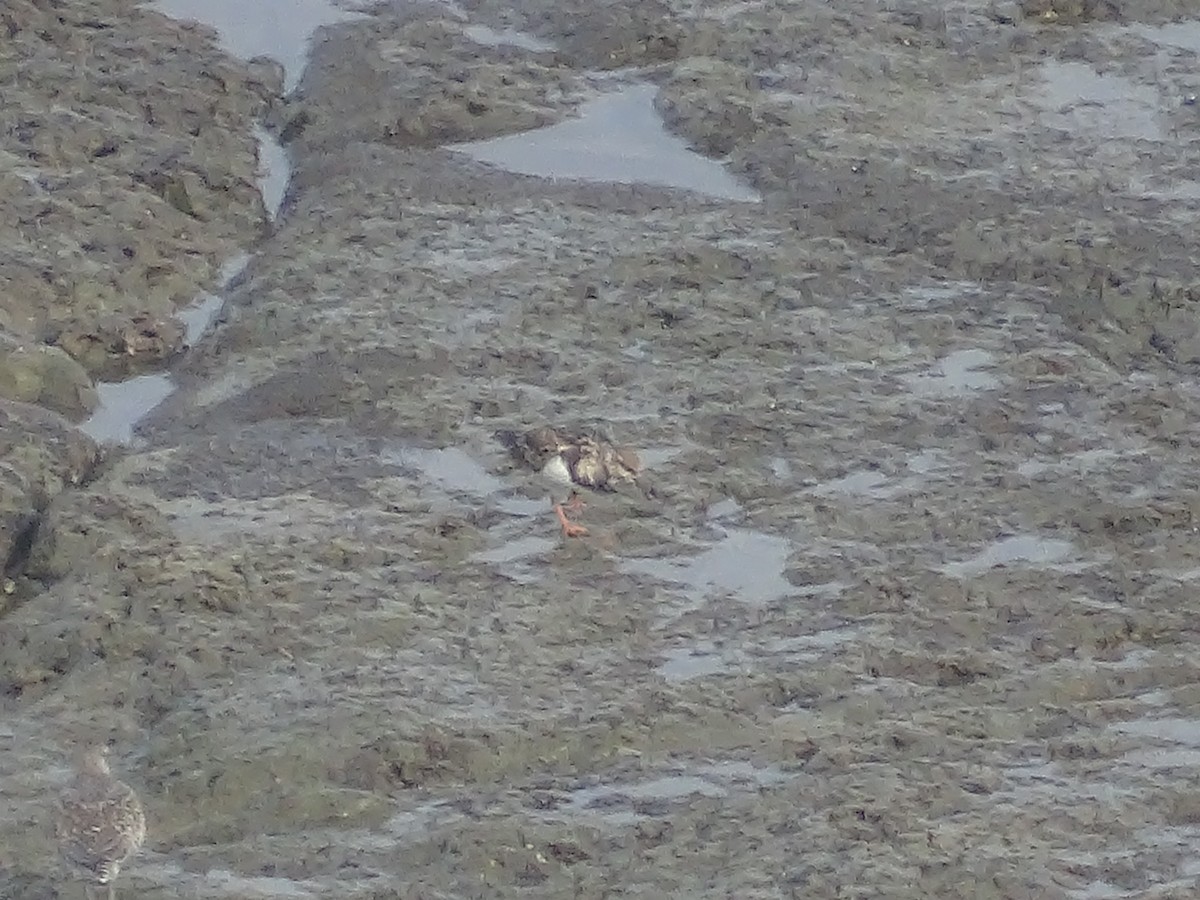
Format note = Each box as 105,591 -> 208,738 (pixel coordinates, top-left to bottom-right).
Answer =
564,440 -> 612,489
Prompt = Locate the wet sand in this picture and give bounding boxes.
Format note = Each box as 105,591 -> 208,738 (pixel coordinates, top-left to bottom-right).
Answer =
5,0 -> 1200,898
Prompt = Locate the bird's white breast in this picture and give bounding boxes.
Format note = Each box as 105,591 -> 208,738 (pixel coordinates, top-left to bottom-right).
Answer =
540,454 -> 574,487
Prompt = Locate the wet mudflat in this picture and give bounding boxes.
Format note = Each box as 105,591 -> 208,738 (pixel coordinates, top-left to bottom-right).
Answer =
5,0 -> 1200,898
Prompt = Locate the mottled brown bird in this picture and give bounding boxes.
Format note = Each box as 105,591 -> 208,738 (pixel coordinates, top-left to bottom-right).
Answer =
56,745 -> 146,900
495,426 -> 642,537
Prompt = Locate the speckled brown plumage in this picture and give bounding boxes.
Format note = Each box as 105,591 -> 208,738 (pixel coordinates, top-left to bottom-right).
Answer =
495,426 -> 643,537
56,746 -> 146,900
495,426 -> 641,489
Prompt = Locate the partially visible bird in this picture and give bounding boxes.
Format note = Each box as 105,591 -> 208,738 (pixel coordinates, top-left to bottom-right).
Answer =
56,745 -> 146,900
495,426 -> 643,537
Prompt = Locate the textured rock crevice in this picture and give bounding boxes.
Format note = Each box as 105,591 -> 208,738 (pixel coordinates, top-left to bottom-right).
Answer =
0,0 -> 277,601
0,0 -> 273,383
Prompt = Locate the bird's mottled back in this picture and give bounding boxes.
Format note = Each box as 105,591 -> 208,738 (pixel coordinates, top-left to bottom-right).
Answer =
495,425 -> 648,537
495,426 -> 641,490
56,746 -> 146,894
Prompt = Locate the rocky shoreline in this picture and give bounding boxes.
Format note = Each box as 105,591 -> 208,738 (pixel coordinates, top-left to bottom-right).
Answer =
6,0 -> 1200,897
0,0 -> 273,589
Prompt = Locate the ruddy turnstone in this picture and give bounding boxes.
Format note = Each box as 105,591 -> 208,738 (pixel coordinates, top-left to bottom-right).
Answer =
495,426 -> 642,537
56,745 -> 146,900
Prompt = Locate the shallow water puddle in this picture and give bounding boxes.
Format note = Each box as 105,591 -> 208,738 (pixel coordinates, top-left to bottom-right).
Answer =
1130,21 -> 1200,51
768,456 -> 793,480
1132,178 -> 1200,202
620,527 -> 792,607
204,870 -> 316,898
382,447 -> 508,496
997,761 -> 1136,807
253,125 -> 291,221
177,294 -> 225,347
705,497 -> 743,521
657,619 -> 855,681
80,257 -> 253,445
559,762 -> 788,825
906,449 -> 948,474
151,0 -> 368,93
1115,717 -> 1200,744
463,24 -> 556,53
164,492 -> 380,541
450,82 -> 762,202
1033,61 -> 1162,141
381,799 -> 464,840
1152,564 -> 1200,582
640,445 -> 686,469
1017,447 -> 1119,478
657,641 -> 744,681
178,253 -> 251,345
700,1 -> 771,21
469,535 -> 558,584
898,282 -> 984,309
137,861 -> 316,898
901,348 -> 1001,396
1123,746 -> 1200,769
79,375 -> 176,445
1114,716 -> 1200,769
940,534 -> 1077,577
1067,881 -> 1150,900
812,469 -> 893,498
811,450 -> 951,499
762,622 -> 859,657
381,446 -> 545,516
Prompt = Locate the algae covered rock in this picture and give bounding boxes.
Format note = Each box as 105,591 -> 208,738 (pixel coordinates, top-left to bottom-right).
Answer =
0,341 -> 98,419
552,0 -> 683,69
20,491 -> 170,583
0,399 -> 100,580
49,310 -> 186,378
0,0 -> 269,360
658,57 -> 761,158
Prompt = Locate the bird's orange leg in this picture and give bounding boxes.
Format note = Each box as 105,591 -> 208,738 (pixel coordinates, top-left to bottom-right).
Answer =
554,501 -> 589,538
